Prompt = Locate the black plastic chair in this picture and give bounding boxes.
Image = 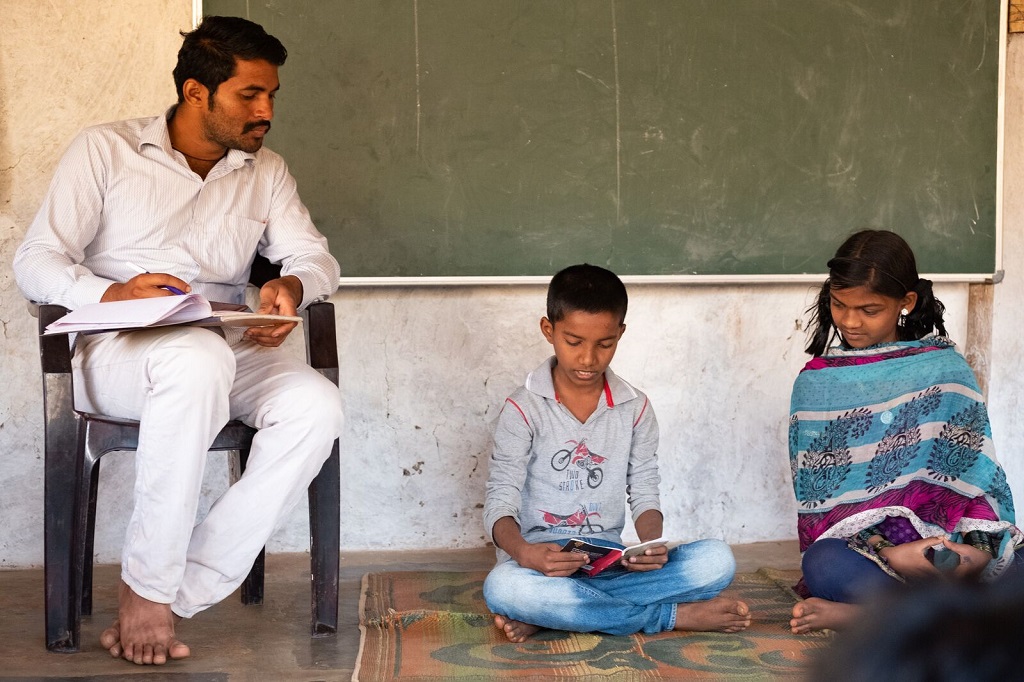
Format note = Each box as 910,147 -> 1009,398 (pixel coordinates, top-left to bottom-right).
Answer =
34,256 -> 341,652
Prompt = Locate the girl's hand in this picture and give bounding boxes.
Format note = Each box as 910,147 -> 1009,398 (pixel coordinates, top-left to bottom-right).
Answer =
878,536 -> 942,580
942,538 -> 991,580
515,542 -> 588,577
622,544 -> 668,572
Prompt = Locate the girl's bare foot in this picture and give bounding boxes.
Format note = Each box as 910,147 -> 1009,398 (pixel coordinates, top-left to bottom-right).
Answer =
493,614 -> 541,643
790,597 -> 860,634
99,581 -> 190,664
674,597 -> 751,633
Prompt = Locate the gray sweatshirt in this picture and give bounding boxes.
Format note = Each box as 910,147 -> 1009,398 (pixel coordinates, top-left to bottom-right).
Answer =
484,357 -> 661,563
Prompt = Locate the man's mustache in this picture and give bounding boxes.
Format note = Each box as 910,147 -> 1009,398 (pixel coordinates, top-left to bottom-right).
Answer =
243,120 -> 271,133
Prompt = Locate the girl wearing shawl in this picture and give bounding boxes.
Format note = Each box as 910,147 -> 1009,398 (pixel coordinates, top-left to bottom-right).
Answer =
788,230 -> 1023,634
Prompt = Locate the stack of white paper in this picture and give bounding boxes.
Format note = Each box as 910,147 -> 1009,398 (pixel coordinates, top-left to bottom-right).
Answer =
44,295 -> 301,335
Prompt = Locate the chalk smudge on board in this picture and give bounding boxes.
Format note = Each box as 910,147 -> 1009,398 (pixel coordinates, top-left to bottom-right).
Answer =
414,0 -> 422,152
611,0 -> 622,227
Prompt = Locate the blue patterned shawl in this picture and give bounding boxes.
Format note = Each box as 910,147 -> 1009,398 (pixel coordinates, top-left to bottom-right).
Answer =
789,336 -> 1021,580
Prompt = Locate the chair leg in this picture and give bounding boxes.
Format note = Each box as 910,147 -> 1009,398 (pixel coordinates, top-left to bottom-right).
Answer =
236,448 -> 266,606
308,440 -> 340,636
81,460 -> 101,616
242,549 -> 266,606
44,422 -> 86,652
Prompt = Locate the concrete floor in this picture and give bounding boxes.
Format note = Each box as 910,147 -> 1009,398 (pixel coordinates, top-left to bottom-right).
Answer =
0,540 -> 801,681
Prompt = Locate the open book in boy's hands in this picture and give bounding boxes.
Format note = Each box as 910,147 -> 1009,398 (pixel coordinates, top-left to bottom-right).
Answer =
561,537 -> 683,577
43,294 -> 302,335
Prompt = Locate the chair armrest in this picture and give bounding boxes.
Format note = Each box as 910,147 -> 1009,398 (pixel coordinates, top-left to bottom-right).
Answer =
304,301 -> 338,385
37,304 -> 74,375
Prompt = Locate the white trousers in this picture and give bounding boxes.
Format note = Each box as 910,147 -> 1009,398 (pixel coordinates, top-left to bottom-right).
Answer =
72,326 -> 344,618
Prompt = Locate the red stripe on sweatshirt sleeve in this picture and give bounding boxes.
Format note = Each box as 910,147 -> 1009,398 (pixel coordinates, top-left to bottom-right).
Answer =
633,397 -> 648,428
505,398 -> 530,427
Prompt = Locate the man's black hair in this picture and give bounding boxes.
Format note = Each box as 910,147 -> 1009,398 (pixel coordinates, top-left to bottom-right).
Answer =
546,264 -> 628,325
173,16 -> 287,107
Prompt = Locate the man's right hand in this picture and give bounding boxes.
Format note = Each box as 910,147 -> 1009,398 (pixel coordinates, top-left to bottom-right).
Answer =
513,542 -> 589,577
101,273 -> 192,302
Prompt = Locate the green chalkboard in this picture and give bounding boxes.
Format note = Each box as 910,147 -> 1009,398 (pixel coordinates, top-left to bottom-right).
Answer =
203,0 -> 1001,279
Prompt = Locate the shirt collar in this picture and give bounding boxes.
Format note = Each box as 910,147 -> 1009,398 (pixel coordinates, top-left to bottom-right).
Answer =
139,105 -> 258,170
524,356 -> 639,407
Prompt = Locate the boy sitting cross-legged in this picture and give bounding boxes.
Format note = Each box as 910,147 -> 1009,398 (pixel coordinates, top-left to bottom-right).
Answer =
482,263 -> 750,642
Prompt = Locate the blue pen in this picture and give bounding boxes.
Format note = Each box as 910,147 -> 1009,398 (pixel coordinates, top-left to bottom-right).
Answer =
126,261 -> 187,295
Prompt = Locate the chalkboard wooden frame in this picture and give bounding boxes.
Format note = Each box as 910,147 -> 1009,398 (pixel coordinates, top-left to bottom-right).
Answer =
197,0 -> 1006,286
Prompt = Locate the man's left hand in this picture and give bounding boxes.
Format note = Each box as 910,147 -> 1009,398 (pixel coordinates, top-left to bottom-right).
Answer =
244,275 -> 303,347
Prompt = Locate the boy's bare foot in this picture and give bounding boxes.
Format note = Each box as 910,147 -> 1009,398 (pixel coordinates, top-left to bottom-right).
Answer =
99,581 -> 190,664
790,597 -> 860,634
674,597 -> 751,633
493,614 -> 541,643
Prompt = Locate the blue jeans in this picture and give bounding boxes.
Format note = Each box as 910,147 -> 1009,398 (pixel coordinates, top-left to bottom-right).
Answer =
483,538 -> 736,636
802,538 -> 1024,604
801,538 -> 898,603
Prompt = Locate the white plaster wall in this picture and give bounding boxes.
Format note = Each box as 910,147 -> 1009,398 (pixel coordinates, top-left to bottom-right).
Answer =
0,1 -> 194,567
326,282 -> 967,552
0,2 -> 1019,568
990,32 -> 1024,519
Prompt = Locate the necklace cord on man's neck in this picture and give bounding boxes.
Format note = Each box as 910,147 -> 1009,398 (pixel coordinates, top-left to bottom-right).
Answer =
174,147 -> 225,163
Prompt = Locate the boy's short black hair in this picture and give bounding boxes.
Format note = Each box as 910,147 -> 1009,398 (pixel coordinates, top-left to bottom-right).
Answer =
546,264 -> 628,325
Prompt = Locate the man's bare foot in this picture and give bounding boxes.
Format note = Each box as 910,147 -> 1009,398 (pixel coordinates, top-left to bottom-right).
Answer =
99,581 -> 190,664
493,614 -> 541,643
674,597 -> 751,633
790,597 -> 860,634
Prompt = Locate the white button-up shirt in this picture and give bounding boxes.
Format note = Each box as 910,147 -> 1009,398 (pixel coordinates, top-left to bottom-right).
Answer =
14,109 -> 340,310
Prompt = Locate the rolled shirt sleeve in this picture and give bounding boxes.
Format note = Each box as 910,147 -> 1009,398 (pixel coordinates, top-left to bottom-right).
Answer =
14,130 -> 118,308
257,153 -> 340,309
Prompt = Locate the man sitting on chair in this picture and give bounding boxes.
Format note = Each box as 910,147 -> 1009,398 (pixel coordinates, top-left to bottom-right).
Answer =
13,16 -> 342,665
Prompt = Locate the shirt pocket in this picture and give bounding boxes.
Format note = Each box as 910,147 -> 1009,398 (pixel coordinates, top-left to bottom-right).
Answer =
191,214 -> 266,284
